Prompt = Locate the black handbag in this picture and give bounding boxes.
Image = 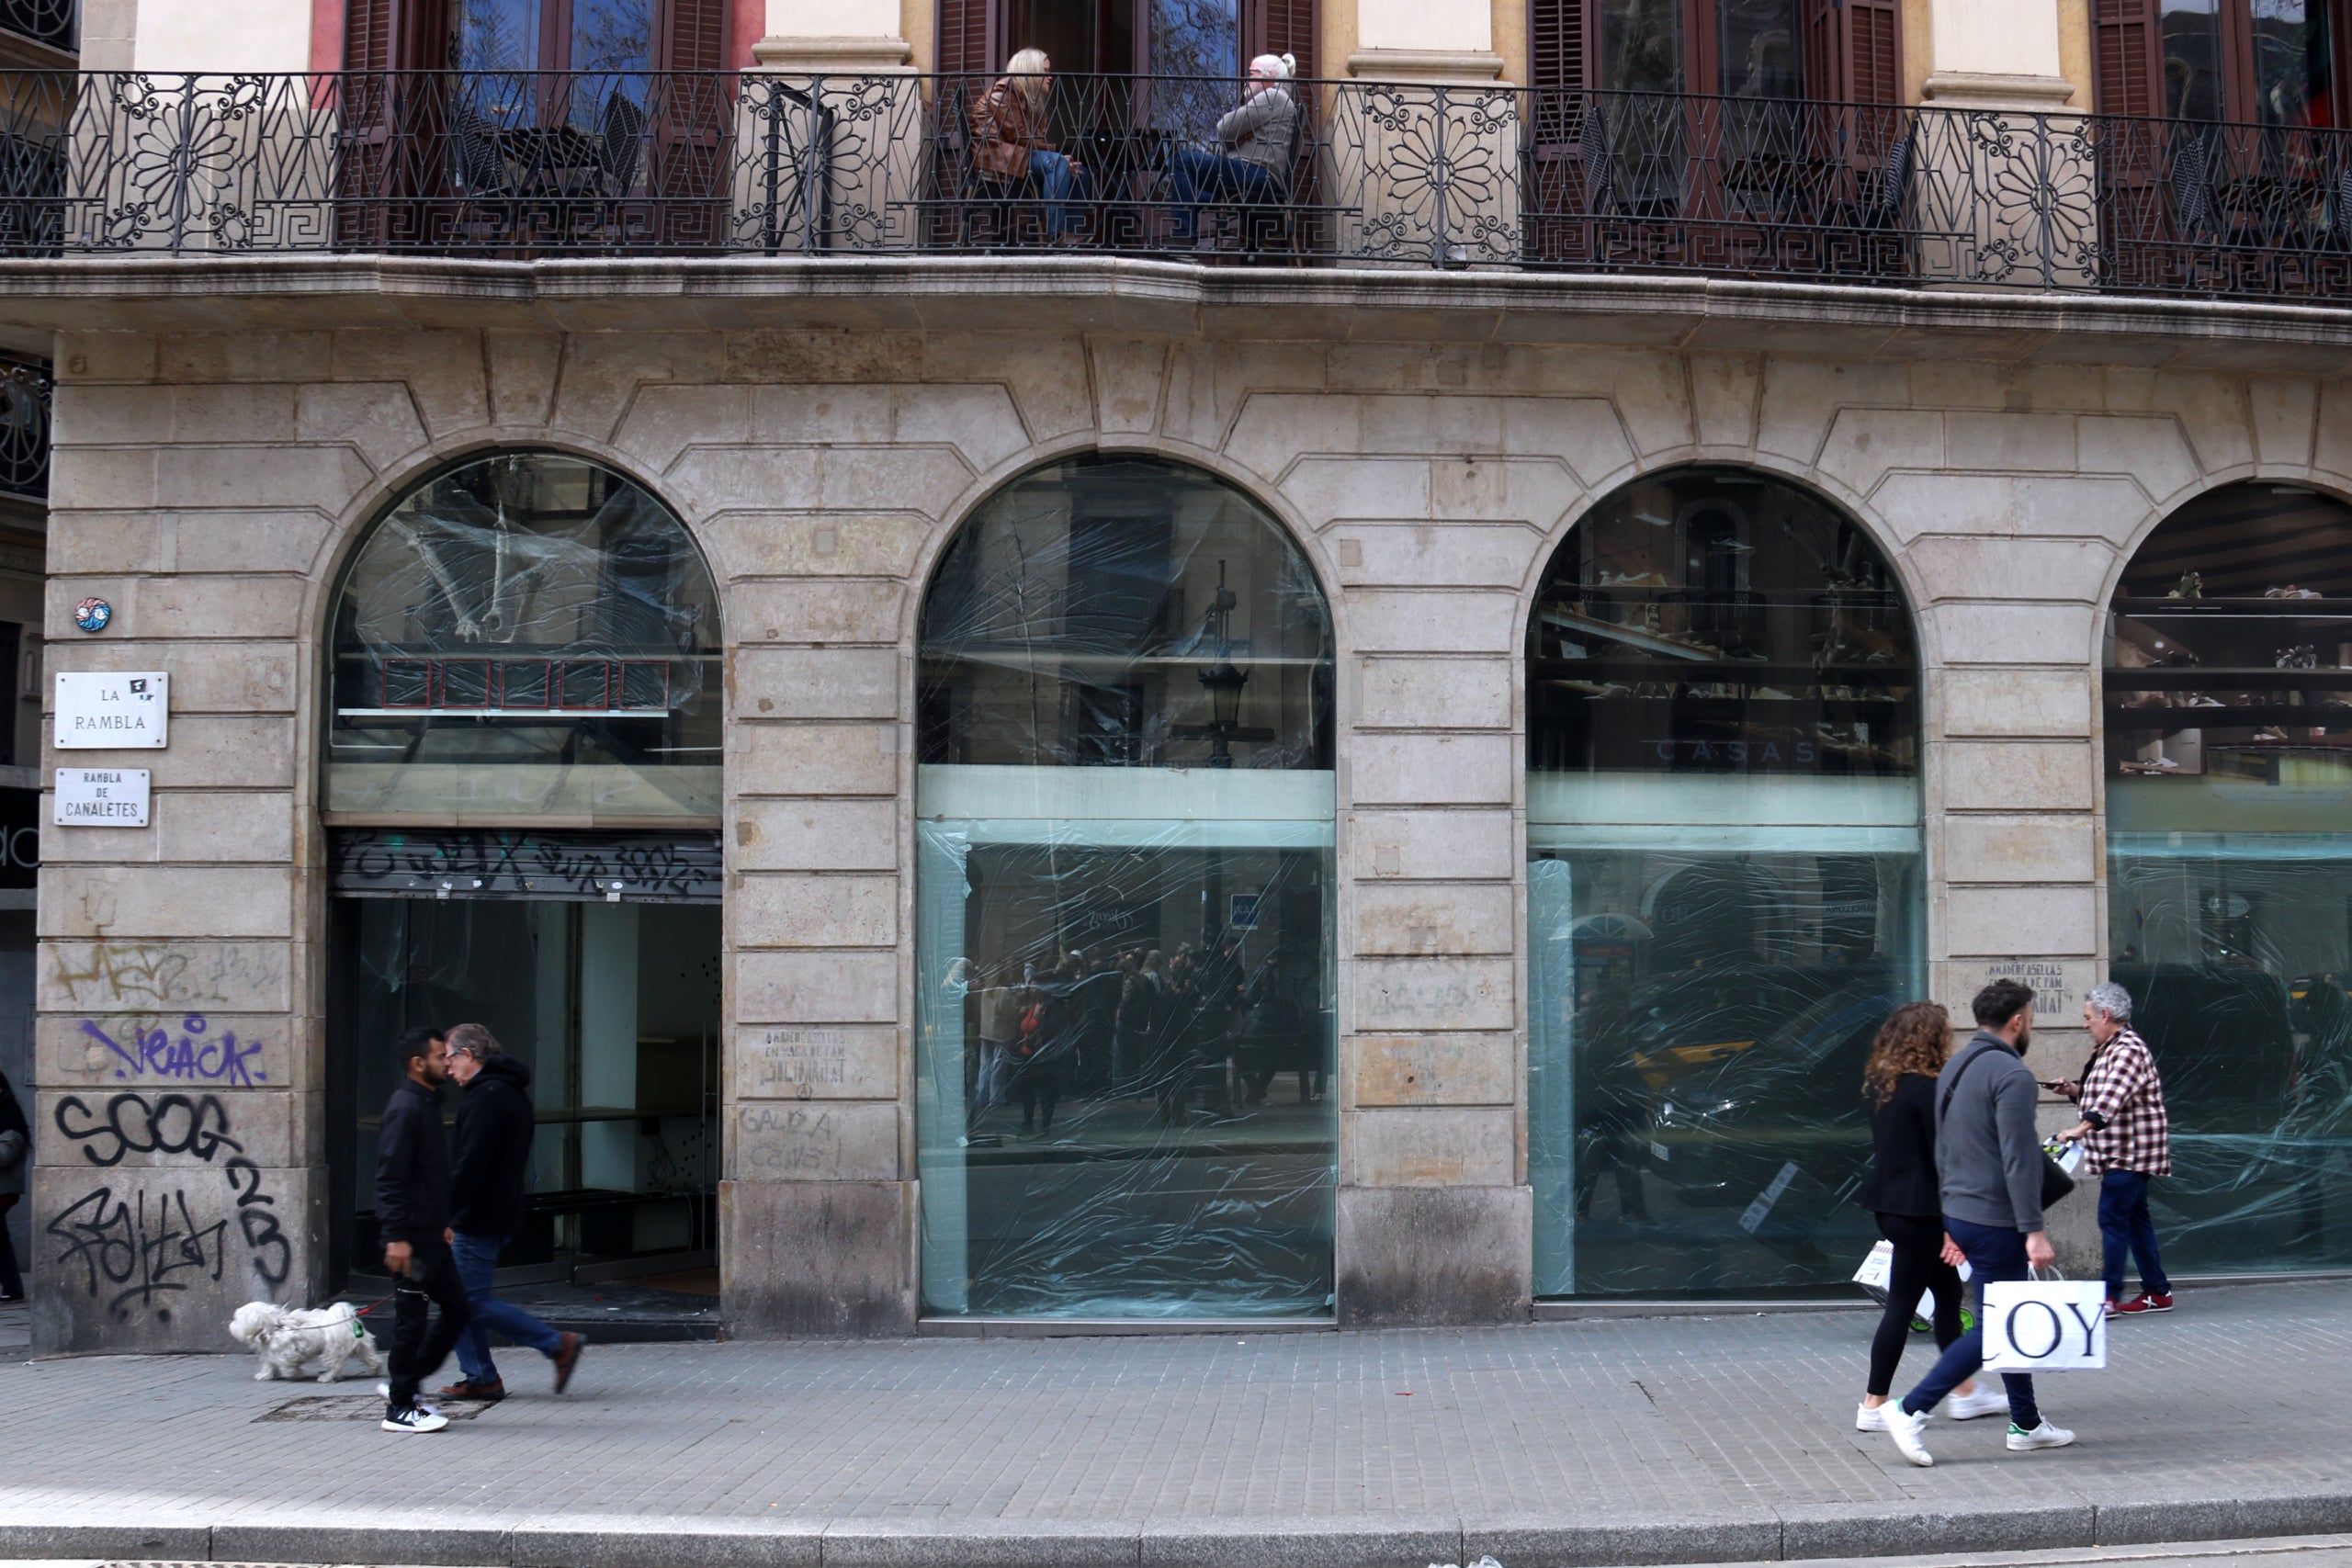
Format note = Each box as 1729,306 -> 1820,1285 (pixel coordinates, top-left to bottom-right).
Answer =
1940,1044 -> 2075,1209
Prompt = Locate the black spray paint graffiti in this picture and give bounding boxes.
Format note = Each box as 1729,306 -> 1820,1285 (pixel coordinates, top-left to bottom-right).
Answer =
48,1092 -> 292,1324
334,830 -> 721,901
80,1013 -> 266,1086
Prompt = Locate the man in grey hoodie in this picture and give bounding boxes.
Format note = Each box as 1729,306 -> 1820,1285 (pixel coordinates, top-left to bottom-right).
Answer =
1879,977 -> 2076,1466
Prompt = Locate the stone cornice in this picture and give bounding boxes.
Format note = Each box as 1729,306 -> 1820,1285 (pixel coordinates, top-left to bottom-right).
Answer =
1,254 -> 2349,369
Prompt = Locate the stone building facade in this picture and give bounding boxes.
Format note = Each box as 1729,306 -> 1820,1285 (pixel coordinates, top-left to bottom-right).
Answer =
9,257 -> 2351,1350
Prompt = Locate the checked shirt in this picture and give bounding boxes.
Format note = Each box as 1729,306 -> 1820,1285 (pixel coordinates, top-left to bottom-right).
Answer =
2075,1025 -> 2171,1177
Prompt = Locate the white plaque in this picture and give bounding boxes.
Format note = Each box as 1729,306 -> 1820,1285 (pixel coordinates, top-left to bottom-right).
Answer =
54,671 -> 168,750
55,768 -> 151,828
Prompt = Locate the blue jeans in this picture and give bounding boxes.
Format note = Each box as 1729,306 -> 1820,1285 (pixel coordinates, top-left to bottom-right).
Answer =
1030,150 -> 1090,236
1166,149 -> 1282,240
451,1230 -> 563,1384
1900,1216 -> 2042,1430
2098,1170 -> 2171,1301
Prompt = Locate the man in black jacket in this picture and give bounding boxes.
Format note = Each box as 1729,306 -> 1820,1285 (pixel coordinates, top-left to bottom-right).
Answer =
439,1022 -> 582,1401
375,1025 -> 469,1434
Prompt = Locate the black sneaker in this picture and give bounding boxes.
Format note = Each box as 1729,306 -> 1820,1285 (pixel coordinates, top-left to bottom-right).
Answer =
380,1404 -> 450,1434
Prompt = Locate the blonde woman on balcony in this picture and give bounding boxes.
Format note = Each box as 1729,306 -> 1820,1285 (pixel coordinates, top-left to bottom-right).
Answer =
1165,53 -> 1297,246
969,48 -> 1093,241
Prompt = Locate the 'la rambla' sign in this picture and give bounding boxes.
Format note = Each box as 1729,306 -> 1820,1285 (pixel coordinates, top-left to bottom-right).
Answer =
54,671 -> 169,750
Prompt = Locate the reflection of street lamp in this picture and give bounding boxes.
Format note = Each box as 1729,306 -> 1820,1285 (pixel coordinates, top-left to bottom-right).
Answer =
1197,559 -> 1250,770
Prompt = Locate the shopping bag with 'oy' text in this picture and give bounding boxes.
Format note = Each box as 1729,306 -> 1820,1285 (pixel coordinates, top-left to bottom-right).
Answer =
1980,1278 -> 2107,1371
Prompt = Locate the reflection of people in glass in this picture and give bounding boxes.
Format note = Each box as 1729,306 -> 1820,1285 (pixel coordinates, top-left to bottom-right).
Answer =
975,964 -> 1021,1119
969,49 -> 1093,239
1855,1001 -> 2007,1432
1165,54 -> 1297,244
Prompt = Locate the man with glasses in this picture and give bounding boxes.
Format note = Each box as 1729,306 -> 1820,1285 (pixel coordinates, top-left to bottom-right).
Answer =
438,1022 -> 583,1402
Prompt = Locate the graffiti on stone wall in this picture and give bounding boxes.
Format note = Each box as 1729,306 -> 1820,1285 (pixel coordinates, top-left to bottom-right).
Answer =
47,1091 -> 291,1325
48,940 -> 283,1010
78,1014 -> 266,1085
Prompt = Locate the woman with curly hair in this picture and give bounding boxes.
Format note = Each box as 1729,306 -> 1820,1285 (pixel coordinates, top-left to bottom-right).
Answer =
1854,1001 -> 2007,1429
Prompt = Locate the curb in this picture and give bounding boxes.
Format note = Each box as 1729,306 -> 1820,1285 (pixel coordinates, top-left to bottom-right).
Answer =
9,1496 -> 2352,1568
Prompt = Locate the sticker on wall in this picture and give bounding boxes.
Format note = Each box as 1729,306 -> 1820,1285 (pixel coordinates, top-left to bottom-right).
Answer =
54,671 -> 168,750
73,598 -> 111,633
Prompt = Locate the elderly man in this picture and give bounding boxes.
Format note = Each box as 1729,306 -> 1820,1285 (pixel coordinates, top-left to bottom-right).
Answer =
2055,981 -> 2174,1317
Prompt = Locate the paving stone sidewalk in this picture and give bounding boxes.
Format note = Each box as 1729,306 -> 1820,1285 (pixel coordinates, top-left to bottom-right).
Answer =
1,1282 -> 2346,1568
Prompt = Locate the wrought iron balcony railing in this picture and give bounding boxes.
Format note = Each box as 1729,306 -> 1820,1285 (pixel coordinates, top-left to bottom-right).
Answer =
0,353 -> 50,504
0,0 -> 74,55
2,70 -> 2350,302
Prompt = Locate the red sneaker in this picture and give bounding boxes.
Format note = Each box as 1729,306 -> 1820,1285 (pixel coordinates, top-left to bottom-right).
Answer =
2115,1292 -> 2175,1314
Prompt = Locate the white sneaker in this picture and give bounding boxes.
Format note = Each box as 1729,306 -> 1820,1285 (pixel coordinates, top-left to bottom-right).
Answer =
1855,1401 -> 1888,1431
374,1382 -> 437,1417
380,1404 -> 449,1434
1948,1383 -> 2011,1421
1883,1401 -> 1934,1467
2007,1419 -> 2076,1451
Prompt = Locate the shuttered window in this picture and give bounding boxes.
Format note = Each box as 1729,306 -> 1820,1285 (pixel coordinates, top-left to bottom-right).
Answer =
1245,0 -> 1316,78
1534,0 -> 1902,105
2094,0 -> 2348,124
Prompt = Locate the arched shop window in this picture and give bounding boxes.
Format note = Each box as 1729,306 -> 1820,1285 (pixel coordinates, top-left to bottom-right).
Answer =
326,450 -> 721,820
2106,481 -> 2352,1274
1525,465 -> 1923,1298
914,453 -> 1336,1319
322,450 -> 724,1289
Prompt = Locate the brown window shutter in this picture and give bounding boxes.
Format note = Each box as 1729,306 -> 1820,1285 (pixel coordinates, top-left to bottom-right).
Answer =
1529,0 -> 1585,93
2093,0 -> 2161,116
1244,0 -> 1316,80
658,0 -> 729,70
1804,0 -> 1900,103
937,0 -> 996,75
344,0 -> 447,68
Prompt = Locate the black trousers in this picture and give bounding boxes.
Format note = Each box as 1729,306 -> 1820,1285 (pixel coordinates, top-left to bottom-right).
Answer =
0,1194 -> 22,1297
387,1236 -> 472,1411
1868,1211 -> 1965,1397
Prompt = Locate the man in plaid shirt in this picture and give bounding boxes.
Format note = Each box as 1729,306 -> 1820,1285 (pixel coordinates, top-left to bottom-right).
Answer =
2055,981 -> 2174,1317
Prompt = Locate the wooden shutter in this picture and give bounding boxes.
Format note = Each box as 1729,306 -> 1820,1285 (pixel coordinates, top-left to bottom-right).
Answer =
343,0 -> 446,68
657,0 -> 728,70
2093,0 -> 2162,116
937,0 -> 995,75
1530,0 -> 1586,94
1804,0 -> 1901,103
1245,0 -> 1316,81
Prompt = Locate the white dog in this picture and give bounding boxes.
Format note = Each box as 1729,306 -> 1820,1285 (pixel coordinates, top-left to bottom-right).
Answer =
228,1300 -> 387,1382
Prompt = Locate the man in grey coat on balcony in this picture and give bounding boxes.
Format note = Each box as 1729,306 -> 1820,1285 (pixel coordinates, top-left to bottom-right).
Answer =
1167,52 -> 1299,244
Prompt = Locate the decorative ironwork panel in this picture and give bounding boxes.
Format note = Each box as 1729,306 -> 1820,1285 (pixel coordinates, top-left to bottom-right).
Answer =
0,0 -> 73,53
0,354 -> 49,505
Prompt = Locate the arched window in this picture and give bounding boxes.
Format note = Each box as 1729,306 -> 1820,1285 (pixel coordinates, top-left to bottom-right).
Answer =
1525,465 -> 1923,1297
325,450 -> 721,821
2105,481 -> 2352,1274
914,453 -> 1336,1319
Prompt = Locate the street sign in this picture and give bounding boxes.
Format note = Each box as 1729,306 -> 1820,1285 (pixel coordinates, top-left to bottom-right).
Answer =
55,767 -> 151,827
54,671 -> 168,749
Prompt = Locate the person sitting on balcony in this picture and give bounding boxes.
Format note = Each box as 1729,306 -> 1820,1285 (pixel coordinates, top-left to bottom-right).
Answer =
970,49 -> 1092,241
1165,53 -> 1298,246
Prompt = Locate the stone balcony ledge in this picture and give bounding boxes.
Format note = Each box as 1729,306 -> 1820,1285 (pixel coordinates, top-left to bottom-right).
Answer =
3,254 -> 2352,369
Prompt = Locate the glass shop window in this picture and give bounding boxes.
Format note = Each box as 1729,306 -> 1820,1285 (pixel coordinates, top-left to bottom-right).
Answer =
325,451 -> 720,823
2106,480 -> 2352,1275
335,890 -> 720,1280
914,453 -> 1337,1319
1525,465 -> 1925,1298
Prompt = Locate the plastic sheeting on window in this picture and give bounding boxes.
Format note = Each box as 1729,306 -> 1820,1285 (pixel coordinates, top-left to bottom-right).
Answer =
916,799 -> 1336,1317
327,450 -> 721,820
2106,835 -> 2352,1274
1530,842 -> 1924,1297
914,453 -> 1337,1317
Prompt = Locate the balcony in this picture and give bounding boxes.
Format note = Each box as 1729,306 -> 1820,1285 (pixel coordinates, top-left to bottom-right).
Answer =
0,69 -> 2349,304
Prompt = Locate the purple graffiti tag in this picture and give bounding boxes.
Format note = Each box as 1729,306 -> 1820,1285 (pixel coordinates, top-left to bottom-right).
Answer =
81,1014 -> 265,1086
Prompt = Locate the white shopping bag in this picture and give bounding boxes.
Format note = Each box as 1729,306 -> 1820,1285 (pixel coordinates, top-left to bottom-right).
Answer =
1852,1240 -> 1894,1292
1981,1278 -> 2107,1371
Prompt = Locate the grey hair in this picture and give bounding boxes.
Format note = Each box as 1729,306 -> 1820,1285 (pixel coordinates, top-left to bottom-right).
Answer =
2085,981 -> 2133,1023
